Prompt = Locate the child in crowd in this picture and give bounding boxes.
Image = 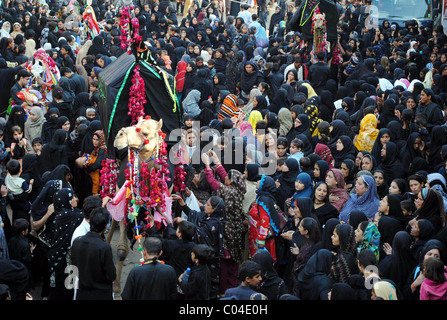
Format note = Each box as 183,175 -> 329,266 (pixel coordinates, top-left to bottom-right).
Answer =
288,138 -> 304,164
4,159 -> 33,222
7,218 -> 35,290
178,244 -> 213,300
10,126 -> 27,163
420,257 -> 447,300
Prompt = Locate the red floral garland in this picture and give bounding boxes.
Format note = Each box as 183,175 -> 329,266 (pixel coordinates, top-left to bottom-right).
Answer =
147,132 -> 170,228
118,6 -> 143,55
99,158 -> 119,198
128,65 -> 147,124
173,165 -> 186,193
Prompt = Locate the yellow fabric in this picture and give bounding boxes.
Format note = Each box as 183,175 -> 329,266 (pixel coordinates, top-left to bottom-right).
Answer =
302,83 -> 317,98
373,281 -> 398,300
248,110 -> 263,135
304,104 -> 322,136
354,114 -> 378,153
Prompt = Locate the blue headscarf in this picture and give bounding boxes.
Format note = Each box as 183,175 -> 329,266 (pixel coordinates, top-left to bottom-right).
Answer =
339,175 -> 380,223
291,172 -> 313,207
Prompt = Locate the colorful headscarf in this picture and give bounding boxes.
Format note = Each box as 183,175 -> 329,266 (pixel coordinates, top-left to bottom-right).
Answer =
373,281 -> 398,300
355,114 -> 379,153
358,222 -> 381,261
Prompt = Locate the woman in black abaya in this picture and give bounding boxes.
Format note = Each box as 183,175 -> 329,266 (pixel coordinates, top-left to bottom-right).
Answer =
330,224 -> 358,283
377,141 -> 407,185
39,129 -> 69,175
3,106 -> 26,147
47,188 -> 83,300
275,158 -> 300,211
378,231 -> 417,293
296,249 -> 334,300
252,249 -> 287,300
41,108 -> 60,145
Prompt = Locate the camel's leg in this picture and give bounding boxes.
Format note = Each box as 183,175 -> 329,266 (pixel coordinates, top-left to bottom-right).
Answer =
113,220 -> 130,299
106,219 -> 117,244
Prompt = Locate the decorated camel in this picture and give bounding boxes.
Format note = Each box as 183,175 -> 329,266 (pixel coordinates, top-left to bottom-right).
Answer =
97,5 -> 182,299
101,116 -> 176,297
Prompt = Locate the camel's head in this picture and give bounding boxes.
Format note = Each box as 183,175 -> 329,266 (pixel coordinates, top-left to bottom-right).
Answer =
113,117 -> 163,156
313,12 -> 326,29
114,127 -> 129,150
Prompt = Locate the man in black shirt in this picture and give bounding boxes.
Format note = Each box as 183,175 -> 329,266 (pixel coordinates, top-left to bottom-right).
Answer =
71,207 -> 116,300
10,69 -> 31,107
60,67 -> 87,95
121,237 -> 177,300
308,51 -> 330,95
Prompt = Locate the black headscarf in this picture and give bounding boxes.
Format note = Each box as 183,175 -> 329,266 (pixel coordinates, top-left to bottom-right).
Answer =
333,135 -> 356,168
314,160 -> 329,183
371,128 -> 391,167
328,120 -> 349,153
80,120 -> 102,154
377,141 -> 407,184
276,158 -> 299,208
252,249 -> 286,300
246,163 -> 262,182
330,283 -> 357,300
314,218 -> 340,253
348,210 -> 368,230
88,35 -> 110,57
4,106 -> 26,146
240,61 -> 259,94
296,249 -> 334,300
378,231 -> 417,291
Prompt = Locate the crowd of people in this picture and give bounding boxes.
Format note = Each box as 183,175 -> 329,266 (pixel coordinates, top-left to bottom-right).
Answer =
0,0 -> 447,301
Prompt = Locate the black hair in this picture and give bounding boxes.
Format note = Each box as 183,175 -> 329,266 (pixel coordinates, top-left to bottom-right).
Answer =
358,220 -> 369,233
143,237 -> 163,256
316,51 -> 325,61
82,195 -> 102,220
6,159 -> 21,175
255,120 -> 267,131
52,86 -> 64,100
12,218 -> 29,235
60,67 -> 73,75
89,207 -> 110,233
17,69 -> 31,79
277,136 -> 288,147
291,138 -> 304,149
178,220 -> 196,241
400,199 -> 415,213
300,156 -> 311,171
237,260 -> 261,282
423,257 -> 446,283
192,244 -> 213,264
299,217 -> 321,243
31,137 -> 43,146
358,248 -> 378,268
391,178 -> 408,195
62,44 -> 71,53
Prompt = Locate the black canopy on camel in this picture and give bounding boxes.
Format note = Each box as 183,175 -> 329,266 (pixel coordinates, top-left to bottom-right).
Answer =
98,52 -> 182,160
